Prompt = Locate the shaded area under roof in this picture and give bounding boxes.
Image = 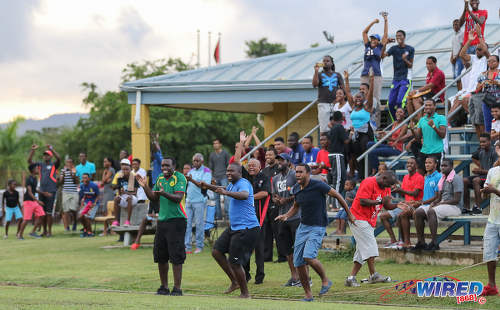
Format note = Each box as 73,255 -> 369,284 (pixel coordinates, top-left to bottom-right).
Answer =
123,23 -> 500,111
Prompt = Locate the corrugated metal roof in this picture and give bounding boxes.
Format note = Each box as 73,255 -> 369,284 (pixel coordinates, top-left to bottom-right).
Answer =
123,23 -> 500,89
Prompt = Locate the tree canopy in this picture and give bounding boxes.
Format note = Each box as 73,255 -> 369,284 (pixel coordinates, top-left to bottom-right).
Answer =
245,38 -> 287,58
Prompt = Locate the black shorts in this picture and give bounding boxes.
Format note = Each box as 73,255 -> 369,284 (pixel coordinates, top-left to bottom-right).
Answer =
465,175 -> 486,188
214,226 -> 260,266
39,192 -> 56,215
148,199 -> 159,214
153,218 -> 187,265
277,219 -> 300,256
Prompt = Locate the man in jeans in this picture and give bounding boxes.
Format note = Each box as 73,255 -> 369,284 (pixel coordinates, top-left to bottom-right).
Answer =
27,144 -> 61,237
209,139 -> 230,220
413,158 -> 463,252
185,153 -> 212,254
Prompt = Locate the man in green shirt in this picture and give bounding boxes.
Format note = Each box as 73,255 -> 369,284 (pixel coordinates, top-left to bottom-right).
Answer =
136,157 -> 187,296
411,99 -> 447,174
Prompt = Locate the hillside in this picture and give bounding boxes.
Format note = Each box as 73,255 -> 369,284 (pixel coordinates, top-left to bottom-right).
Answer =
0,113 -> 88,134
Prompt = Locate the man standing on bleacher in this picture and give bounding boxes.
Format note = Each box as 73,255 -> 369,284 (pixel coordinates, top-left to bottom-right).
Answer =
136,157 -> 187,296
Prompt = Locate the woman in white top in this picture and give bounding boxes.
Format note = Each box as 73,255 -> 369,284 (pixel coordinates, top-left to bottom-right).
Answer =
333,82 -> 353,131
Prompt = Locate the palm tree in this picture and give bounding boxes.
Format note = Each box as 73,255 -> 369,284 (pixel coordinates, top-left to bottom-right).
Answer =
0,117 -> 35,184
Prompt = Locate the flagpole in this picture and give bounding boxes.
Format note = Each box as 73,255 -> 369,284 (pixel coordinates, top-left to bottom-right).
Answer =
196,29 -> 200,69
208,31 -> 211,67
218,32 -> 221,64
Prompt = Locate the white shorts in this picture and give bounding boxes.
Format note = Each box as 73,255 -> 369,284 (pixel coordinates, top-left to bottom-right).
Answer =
420,204 -> 461,220
318,102 -> 334,133
349,220 -> 379,264
388,208 -> 403,221
118,194 -> 138,208
483,223 -> 500,262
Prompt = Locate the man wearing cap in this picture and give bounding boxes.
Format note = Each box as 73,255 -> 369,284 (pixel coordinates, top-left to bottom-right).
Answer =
361,15 -> 388,128
111,159 -> 139,227
27,144 -> 61,237
272,153 -> 301,287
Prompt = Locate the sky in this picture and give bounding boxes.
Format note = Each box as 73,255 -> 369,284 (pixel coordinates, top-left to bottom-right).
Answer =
0,0 -> 498,123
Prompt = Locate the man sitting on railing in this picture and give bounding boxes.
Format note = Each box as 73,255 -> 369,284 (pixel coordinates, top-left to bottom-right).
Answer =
406,56 -> 445,121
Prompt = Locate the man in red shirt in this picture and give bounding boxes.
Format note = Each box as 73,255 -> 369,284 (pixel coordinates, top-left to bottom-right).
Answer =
459,0 -> 487,55
345,171 -> 405,287
316,134 -> 331,176
407,56 -> 445,120
392,158 -> 424,249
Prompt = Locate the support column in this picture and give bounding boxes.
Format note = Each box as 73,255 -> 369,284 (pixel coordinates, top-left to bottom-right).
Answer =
131,104 -> 151,171
263,103 -> 288,147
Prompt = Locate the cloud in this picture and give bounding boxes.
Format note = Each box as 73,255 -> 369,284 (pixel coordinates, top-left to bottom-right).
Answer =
118,7 -> 152,45
0,0 -> 40,62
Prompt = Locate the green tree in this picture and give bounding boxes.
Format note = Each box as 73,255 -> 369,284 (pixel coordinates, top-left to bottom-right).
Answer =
0,118 -> 40,184
245,38 -> 287,58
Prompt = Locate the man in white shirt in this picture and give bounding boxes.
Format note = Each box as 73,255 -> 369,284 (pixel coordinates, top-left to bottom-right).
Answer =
132,158 -> 148,203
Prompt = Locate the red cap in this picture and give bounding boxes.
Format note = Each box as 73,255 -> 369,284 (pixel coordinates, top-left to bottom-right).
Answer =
43,150 -> 53,157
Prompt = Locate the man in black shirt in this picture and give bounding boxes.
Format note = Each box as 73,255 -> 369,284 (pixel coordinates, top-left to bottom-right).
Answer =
18,164 -> 46,239
242,158 -> 271,284
261,148 -> 285,262
327,111 -> 352,206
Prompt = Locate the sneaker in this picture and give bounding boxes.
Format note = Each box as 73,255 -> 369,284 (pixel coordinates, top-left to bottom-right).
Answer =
111,221 -> 119,227
461,208 -> 471,215
124,220 -> 131,226
283,278 -> 300,287
186,250 -> 193,254
301,298 -> 314,302
395,241 -> 404,250
410,242 -> 427,253
319,280 -> 333,296
3,235 -> 7,239
80,232 -> 88,238
472,205 -> 482,215
130,243 -> 140,250
345,276 -> 360,287
424,242 -> 440,251
480,284 -> 498,296
170,287 -> 183,296
383,241 -> 398,249
29,232 -> 42,239
17,236 -> 24,240
87,233 -> 95,238
296,277 -> 312,287
156,285 -> 170,295
194,248 -> 202,254
367,272 -> 392,284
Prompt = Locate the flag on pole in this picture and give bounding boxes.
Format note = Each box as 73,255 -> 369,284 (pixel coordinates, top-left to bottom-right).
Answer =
214,38 -> 221,64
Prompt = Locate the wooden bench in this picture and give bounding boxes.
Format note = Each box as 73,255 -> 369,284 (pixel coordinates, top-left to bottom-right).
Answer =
112,224 -> 156,246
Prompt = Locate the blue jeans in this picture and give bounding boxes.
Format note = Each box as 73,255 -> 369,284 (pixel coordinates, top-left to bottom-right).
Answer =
185,201 -> 206,250
467,45 -> 477,55
367,141 -> 401,173
214,178 -> 229,219
452,57 -> 464,79
483,102 -> 493,133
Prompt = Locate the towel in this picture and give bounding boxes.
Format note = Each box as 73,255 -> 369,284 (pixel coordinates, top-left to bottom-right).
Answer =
438,169 -> 455,191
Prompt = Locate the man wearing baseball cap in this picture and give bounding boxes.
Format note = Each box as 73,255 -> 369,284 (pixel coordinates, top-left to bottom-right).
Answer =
272,153 -> 302,287
27,144 -> 61,237
111,158 -> 139,226
361,14 -> 388,128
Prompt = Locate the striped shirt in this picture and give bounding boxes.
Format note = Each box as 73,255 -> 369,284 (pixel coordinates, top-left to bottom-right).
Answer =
62,169 -> 78,192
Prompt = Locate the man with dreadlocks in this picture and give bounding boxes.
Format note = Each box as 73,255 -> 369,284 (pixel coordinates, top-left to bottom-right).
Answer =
313,55 -> 345,133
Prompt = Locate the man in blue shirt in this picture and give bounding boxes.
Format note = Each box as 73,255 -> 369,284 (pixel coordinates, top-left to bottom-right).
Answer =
76,152 -> 96,180
382,29 -> 415,121
199,162 -> 260,299
184,153 -> 212,254
276,163 -> 353,301
78,173 -> 100,237
288,132 -> 304,165
301,136 -> 319,164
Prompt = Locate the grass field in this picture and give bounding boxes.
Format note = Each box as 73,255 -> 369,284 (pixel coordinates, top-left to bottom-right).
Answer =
0,224 -> 498,309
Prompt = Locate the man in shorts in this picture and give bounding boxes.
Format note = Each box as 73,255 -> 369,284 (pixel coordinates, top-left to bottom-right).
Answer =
27,144 -> 61,237
197,162 -> 260,298
464,133 -> 497,214
413,158 -> 463,251
18,164 -> 46,239
78,173 -> 100,237
479,142 -> 500,296
272,153 -> 300,286
136,157 -> 188,296
276,164 -> 353,301
59,158 -> 80,232
345,171 -> 401,287
111,159 -> 139,227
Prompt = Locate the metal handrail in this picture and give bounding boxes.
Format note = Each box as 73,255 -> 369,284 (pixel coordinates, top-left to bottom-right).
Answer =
298,124 -> 319,143
240,99 -> 319,162
356,65 -> 474,177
